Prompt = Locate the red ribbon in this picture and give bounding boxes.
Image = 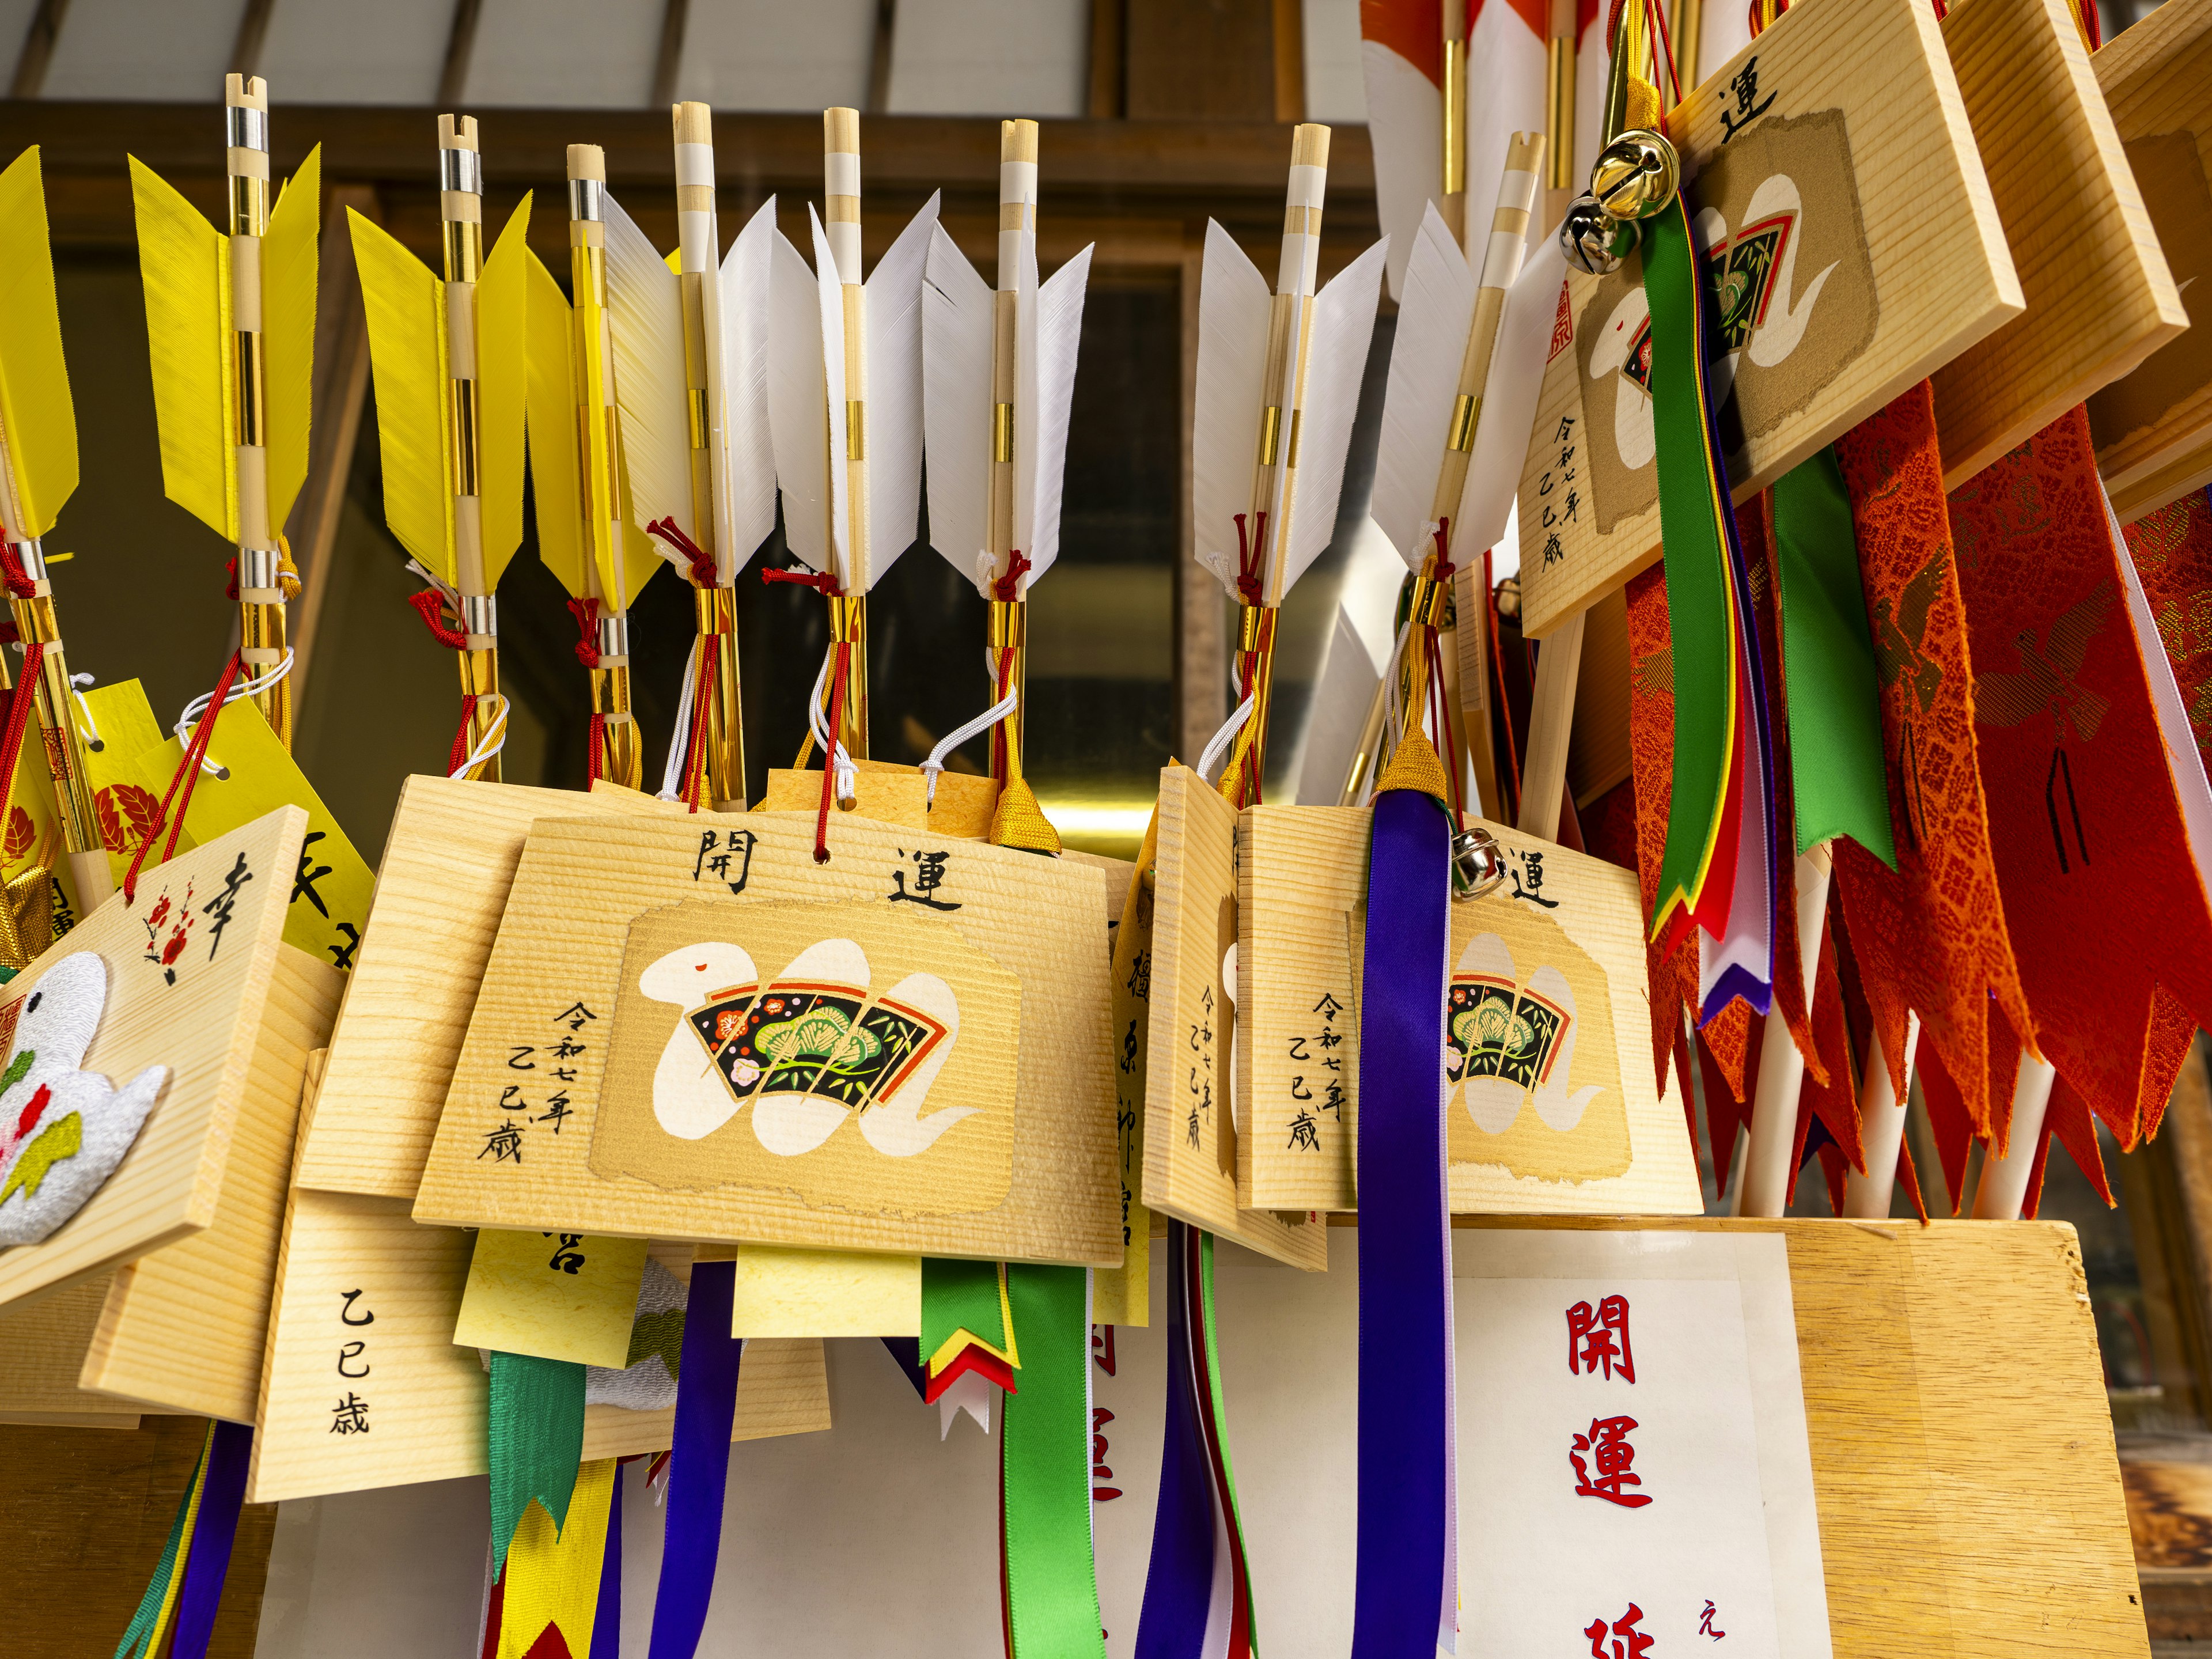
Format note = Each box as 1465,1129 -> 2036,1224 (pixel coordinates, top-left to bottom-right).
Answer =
123,653 -> 241,904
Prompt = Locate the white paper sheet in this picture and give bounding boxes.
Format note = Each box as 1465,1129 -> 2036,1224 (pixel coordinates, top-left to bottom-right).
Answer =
251,1230 -> 1829,1659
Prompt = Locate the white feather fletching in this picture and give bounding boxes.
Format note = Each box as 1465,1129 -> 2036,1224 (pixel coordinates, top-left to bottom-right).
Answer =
767,224 -> 832,574
1280,236 -> 1388,595
601,190 -> 695,547
1018,241 -> 1092,588
859,192 -> 940,592
1371,206 -> 1475,569
1193,219 -> 1273,598
716,196 -> 779,573
921,222 -> 993,593
809,208 -> 853,584
1361,39 -> 1445,301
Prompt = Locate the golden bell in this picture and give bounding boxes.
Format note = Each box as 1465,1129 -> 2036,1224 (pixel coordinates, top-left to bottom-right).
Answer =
1560,194 -> 1639,276
1590,129 -> 1681,222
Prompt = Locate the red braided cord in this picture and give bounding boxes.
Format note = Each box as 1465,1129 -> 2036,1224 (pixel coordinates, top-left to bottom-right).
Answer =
407,588 -> 469,650
586,712 -> 605,786
0,543 -> 38,600
447,692 -> 479,778
760,566 -> 842,596
646,517 -> 719,588
566,597 -> 601,668
124,652 -> 241,903
683,646 -> 719,813
990,550 -> 1032,603
815,642 -> 850,864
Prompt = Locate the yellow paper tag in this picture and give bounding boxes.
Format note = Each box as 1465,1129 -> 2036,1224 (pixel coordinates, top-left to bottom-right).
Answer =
729,1244 -> 921,1338
452,1228 -> 649,1368
91,688 -> 373,971
78,679 -> 179,895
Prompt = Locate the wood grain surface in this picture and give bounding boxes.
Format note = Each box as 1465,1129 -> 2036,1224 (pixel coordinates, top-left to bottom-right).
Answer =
0,809 -> 311,1312
297,777 -> 672,1200
2092,0 -> 2212,505
1514,0 -> 2019,639
1931,0 -> 2186,485
1456,1217 -> 2147,1659
412,810 -> 1120,1266
1143,767 -> 1327,1270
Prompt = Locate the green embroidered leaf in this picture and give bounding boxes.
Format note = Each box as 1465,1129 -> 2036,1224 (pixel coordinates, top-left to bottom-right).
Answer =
0,1111 -> 79,1206
1,1046 -> 37,1094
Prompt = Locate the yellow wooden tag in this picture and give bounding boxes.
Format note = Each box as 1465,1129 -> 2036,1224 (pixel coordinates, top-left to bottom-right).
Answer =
729,1244 -> 921,1337
77,680 -> 173,896
75,683 -> 373,972
451,1228 -> 649,1369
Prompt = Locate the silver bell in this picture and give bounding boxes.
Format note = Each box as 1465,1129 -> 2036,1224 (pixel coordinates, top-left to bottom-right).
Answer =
1560,194 -> 1638,276
1450,827 -> 1506,901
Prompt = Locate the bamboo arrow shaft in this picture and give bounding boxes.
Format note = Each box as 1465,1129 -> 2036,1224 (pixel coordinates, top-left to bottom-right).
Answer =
440,113 -> 501,782
567,143 -> 641,789
674,101 -> 745,808
227,74 -> 293,748
825,107 -> 869,760
988,118 -> 1037,782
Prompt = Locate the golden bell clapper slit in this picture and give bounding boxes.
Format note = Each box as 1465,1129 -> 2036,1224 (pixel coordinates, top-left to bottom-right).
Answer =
0,148 -> 107,915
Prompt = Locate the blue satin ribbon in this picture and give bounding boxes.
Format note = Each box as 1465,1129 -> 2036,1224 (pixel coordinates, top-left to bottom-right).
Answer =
646,1260 -> 743,1659
168,1420 -> 253,1659
592,1460 -> 624,1659
1135,1223 -> 1221,1659
1351,787 -> 1456,1659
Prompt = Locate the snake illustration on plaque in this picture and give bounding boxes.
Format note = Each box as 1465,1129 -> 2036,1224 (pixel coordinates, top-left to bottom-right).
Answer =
1445,891 -> 1630,1185
590,900 -> 1021,1218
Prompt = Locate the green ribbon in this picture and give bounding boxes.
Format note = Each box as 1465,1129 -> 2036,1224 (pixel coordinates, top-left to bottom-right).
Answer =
1644,192 -> 1742,944
113,1426 -> 207,1659
488,1350 -> 586,1571
1198,1231 -> 1257,1650
921,1257 -> 1010,1368
1001,1264 -> 1106,1659
1770,448 -> 1897,866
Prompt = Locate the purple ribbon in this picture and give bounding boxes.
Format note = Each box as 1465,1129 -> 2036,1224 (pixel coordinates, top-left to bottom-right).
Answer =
1350,788 -> 1455,1659
646,1260 -> 743,1659
168,1421 -> 254,1659
592,1460 -> 625,1659
1135,1222 -> 1215,1659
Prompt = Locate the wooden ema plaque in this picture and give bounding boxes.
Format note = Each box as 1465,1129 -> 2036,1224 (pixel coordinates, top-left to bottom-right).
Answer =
2094,0 -> 2212,519
297,777 -> 676,1200
1141,767 -> 1325,1272
247,1191 -> 831,1505
1237,806 -> 1702,1215
1516,0 -> 2021,639
0,811 -> 341,1421
412,810 -> 1120,1266
1931,0 -> 2185,484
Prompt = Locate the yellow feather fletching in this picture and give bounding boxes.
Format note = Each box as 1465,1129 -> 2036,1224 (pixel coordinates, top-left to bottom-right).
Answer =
263,146 -> 320,531
615,468 -> 663,608
524,248 -> 586,599
130,156 -> 234,543
0,148 -> 78,538
476,195 -> 533,590
349,209 -> 452,581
